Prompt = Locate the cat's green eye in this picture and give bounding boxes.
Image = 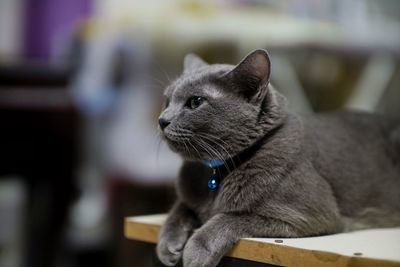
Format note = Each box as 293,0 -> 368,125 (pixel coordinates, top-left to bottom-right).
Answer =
186,96 -> 205,109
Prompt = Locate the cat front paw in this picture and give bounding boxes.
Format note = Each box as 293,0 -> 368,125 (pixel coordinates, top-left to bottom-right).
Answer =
183,236 -> 220,267
156,235 -> 187,266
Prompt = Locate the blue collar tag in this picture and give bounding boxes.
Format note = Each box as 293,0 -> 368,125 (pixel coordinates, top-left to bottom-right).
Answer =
207,170 -> 219,190
203,159 -> 225,168
208,177 -> 218,190
203,160 -> 223,190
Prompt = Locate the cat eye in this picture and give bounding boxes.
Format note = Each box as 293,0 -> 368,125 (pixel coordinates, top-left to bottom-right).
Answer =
186,96 -> 205,109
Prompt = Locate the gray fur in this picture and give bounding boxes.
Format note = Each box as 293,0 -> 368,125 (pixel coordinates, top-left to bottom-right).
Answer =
157,49 -> 400,267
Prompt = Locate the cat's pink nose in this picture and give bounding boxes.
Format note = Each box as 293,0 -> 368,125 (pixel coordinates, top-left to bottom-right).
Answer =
158,118 -> 170,130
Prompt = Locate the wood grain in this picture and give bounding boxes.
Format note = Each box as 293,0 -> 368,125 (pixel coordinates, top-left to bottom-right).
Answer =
125,215 -> 400,267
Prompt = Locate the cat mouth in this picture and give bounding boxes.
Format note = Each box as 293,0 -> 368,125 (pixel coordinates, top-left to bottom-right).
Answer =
162,130 -> 209,159
162,131 -> 229,160
163,130 -> 191,141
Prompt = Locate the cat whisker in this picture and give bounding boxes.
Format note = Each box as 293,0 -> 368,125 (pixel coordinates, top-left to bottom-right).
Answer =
187,139 -> 202,159
175,126 -> 193,135
176,129 -> 192,157
191,137 -> 214,161
192,137 -> 232,173
182,139 -> 191,158
140,76 -> 165,87
196,132 -> 230,146
203,142 -> 232,173
151,59 -> 173,84
165,130 -> 191,139
197,138 -> 231,170
195,133 -> 236,169
156,134 -> 163,165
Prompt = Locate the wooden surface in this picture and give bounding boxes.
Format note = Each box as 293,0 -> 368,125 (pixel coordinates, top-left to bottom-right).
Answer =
125,214 -> 400,267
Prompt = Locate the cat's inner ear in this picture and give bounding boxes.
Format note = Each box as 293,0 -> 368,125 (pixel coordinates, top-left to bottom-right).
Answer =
225,49 -> 271,102
183,53 -> 208,73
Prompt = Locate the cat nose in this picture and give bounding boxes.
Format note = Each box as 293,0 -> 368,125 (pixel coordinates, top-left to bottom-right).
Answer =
158,118 -> 170,130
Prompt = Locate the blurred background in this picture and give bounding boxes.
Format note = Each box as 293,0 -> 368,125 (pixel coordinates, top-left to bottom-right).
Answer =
0,0 -> 399,267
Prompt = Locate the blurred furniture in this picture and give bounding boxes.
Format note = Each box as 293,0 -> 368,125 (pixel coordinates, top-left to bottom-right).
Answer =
92,2 -> 400,114
0,63 -> 78,267
109,179 -> 175,267
125,214 -> 400,267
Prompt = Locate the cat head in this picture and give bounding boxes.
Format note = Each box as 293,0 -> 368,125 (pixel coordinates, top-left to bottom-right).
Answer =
159,49 -> 287,160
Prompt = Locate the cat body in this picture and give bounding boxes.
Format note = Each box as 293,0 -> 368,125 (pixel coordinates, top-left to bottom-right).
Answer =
157,50 -> 400,267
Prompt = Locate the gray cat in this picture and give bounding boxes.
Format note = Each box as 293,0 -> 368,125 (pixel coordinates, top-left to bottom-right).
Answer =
156,49 -> 400,267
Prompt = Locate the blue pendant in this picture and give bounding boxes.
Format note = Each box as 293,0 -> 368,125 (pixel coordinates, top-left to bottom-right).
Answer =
207,170 -> 219,190
208,178 -> 218,190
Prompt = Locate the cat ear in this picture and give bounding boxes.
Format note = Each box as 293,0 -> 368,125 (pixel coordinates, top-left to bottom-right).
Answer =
183,53 -> 208,73
225,49 -> 271,103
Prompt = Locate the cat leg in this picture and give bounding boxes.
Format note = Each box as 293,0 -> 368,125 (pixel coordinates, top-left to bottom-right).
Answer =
157,202 -> 200,266
183,213 -> 299,267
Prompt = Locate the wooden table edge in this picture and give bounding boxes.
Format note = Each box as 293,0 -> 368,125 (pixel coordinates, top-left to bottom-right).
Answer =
124,217 -> 400,267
